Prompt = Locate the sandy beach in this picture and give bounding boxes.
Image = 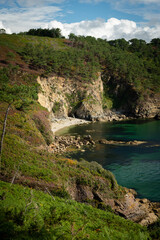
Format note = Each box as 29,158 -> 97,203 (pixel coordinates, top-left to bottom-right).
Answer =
51,117 -> 90,134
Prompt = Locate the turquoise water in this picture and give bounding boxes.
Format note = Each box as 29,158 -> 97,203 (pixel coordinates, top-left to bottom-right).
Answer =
59,119 -> 160,202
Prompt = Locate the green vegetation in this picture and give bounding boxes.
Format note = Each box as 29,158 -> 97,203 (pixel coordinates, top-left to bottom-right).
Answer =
1,130 -> 120,196
17,34 -> 160,108
0,181 -> 150,240
52,101 -> 61,114
1,32 -> 159,95
148,219 -> 160,240
20,42 -> 100,80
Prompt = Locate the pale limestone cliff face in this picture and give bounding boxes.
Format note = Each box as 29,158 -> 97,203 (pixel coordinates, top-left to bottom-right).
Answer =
37,73 -> 104,120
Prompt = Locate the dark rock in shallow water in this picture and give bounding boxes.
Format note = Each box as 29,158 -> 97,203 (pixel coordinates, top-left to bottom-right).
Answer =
155,112 -> 160,120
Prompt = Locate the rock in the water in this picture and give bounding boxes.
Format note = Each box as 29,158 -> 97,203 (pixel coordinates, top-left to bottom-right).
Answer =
99,139 -> 147,146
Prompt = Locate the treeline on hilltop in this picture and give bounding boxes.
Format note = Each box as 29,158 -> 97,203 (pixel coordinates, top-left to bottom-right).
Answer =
19,27 -> 64,38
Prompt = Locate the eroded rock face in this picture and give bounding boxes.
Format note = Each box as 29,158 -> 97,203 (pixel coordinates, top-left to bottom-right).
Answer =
102,72 -> 160,119
37,73 -> 104,121
114,189 -> 158,225
134,94 -> 160,118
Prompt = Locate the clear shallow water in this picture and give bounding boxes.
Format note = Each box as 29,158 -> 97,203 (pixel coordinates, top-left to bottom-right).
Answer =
59,119 -> 160,202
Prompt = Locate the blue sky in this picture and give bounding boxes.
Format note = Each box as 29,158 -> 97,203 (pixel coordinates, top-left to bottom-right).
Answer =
0,0 -> 160,41
61,1 -> 143,23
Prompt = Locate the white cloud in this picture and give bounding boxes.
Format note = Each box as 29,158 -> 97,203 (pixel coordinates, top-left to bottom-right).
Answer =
0,21 -> 12,34
0,6 -> 62,33
45,18 -> 160,42
108,0 -> 160,28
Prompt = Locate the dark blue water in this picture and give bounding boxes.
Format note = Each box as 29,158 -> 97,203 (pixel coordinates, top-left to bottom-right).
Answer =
58,120 -> 160,202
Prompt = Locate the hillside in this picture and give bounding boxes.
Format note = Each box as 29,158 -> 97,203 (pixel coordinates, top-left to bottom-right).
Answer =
0,33 -> 160,239
0,33 -> 160,119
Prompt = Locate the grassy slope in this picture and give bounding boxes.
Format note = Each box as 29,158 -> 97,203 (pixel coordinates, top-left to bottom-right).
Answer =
0,34 -> 66,51
0,34 -> 156,239
0,34 -> 67,75
0,181 -> 150,240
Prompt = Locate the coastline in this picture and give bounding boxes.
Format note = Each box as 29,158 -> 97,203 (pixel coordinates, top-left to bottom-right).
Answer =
49,117 -> 160,225
51,117 -> 90,134
50,110 -> 130,135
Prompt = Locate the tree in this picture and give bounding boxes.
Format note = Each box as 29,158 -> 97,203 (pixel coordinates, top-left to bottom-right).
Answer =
69,33 -> 77,41
26,28 -> 63,38
108,38 -> 129,50
129,38 -> 146,52
151,38 -> 160,48
0,28 -> 6,34
0,103 -> 11,169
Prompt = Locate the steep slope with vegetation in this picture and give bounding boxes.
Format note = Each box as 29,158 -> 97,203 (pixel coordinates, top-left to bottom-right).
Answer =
0,31 -> 160,239
0,181 -> 152,240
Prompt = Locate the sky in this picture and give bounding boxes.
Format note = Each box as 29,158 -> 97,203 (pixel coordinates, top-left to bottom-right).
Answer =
0,0 -> 160,42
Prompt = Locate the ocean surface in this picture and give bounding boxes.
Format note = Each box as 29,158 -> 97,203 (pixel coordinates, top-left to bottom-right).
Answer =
58,119 -> 160,202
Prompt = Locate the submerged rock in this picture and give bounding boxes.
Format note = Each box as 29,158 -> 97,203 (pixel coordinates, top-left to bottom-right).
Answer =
99,139 -> 147,146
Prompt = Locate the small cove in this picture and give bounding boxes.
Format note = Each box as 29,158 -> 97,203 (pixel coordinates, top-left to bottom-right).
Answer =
57,119 -> 160,202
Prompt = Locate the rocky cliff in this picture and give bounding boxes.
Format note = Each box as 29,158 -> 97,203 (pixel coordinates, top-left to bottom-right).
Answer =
38,72 -> 160,123
37,73 -> 103,121
102,72 -> 160,119
133,93 -> 160,118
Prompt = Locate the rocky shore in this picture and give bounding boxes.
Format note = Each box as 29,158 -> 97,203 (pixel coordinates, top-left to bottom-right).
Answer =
48,134 -> 150,154
47,131 -> 160,226
94,109 -> 130,122
50,110 -> 130,135
48,135 -> 95,153
47,108 -> 160,226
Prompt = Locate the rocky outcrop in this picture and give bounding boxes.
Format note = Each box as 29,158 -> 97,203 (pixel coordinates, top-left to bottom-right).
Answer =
114,189 -> 159,226
37,73 -> 103,121
67,182 -> 159,226
97,109 -> 129,121
102,72 -> 160,119
133,93 -> 160,118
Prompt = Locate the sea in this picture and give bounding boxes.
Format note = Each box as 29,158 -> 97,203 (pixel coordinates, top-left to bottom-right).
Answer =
57,119 -> 160,202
